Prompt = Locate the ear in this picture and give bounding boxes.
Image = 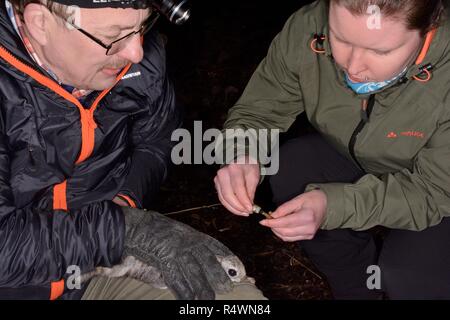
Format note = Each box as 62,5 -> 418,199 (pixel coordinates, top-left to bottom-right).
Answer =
22,3 -> 55,46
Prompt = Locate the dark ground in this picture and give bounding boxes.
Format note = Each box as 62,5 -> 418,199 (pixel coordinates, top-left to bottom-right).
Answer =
152,0 -> 333,299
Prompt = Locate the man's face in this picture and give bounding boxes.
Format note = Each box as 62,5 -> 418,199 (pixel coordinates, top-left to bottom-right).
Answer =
329,2 -> 423,82
41,7 -> 150,90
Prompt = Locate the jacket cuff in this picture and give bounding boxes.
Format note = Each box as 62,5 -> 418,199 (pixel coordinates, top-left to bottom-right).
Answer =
305,182 -> 346,230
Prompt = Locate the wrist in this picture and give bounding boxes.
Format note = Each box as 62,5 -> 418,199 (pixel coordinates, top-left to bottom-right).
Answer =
114,194 -> 137,208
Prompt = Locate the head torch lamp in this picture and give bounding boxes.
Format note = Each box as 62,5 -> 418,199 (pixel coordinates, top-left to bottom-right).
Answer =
151,0 -> 190,25
52,0 -> 191,25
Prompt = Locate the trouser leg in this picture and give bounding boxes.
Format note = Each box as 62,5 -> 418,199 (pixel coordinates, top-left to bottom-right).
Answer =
379,217 -> 450,299
270,133 -> 380,299
80,276 -> 266,300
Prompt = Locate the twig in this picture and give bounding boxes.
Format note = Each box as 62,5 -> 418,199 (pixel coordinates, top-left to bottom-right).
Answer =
282,251 -> 323,281
163,203 -> 223,216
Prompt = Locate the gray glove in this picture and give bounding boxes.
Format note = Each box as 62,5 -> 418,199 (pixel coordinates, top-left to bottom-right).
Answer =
121,207 -> 234,300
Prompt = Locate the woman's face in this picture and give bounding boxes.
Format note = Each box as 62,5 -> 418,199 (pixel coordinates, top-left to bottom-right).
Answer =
329,2 -> 424,82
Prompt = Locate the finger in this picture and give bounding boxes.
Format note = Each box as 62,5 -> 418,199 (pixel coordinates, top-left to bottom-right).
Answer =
215,178 -> 240,214
260,209 -> 313,228
218,168 -> 251,213
272,229 -> 313,242
179,254 -> 216,300
228,167 -> 253,212
193,248 -> 232,294
272,225 -> 315,238
215,172 -> 249,215
270,196 -> 306,219
245,170 -> 260,203
215,177 -> 249,216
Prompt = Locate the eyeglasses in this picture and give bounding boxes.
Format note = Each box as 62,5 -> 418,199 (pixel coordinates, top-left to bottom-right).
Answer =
66,12 -> 160,56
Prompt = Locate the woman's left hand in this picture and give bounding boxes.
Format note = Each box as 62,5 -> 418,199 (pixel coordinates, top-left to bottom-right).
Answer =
260,190 -> 328,242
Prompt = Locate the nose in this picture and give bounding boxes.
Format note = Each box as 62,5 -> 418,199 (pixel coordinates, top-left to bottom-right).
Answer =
346,47 -> 367,77
117,34 -> 144,64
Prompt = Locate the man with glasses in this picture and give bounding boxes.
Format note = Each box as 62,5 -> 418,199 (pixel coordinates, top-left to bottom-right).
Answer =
0,0 -> 265,300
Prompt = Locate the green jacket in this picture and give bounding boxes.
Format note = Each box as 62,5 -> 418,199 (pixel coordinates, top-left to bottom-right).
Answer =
222,0 -> 450,231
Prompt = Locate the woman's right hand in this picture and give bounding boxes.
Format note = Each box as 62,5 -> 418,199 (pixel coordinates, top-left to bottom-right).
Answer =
214,155 -> 260,216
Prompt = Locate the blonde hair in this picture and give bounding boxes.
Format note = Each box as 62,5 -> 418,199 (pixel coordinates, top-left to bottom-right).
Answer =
10,0 -> 71,21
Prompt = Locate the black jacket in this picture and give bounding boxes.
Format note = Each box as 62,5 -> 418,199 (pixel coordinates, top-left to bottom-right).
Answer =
0,2 -> 180,299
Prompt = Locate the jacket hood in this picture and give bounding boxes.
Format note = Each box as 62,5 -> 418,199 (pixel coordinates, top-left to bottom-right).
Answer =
0,2 -> 35,65
0,1 -> 57,83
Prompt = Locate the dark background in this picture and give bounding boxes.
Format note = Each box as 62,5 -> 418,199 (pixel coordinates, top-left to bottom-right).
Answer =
153,0 -> 332,299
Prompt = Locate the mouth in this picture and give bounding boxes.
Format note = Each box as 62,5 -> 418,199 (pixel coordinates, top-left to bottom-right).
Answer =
101,66 -> 125,77
347,74 -> 367,83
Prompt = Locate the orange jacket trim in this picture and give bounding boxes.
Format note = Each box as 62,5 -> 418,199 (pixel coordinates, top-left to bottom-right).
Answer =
53,180 -> 68,211
117,194 -> 137,208
415,29 -> 437,65
50,279 -> 65,300
0,45 -> 135,211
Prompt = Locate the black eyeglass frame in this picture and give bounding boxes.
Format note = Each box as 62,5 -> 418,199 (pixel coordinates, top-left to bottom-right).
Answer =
66,12 -> 160,56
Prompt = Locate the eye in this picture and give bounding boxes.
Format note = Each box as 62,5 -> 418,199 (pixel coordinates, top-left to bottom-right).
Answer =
228,269 -> 237,277
373,50 -> 390,56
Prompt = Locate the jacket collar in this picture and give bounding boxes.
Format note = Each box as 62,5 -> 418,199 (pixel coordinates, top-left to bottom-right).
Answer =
0,1 -> 40,73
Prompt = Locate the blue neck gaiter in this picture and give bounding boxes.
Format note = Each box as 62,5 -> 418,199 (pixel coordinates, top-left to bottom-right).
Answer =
345,67 -> 408,94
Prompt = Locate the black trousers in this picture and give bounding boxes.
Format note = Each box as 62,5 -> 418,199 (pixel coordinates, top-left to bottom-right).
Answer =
270,133 -> 450,300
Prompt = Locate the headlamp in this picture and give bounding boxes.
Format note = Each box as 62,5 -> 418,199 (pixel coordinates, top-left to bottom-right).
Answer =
52,0 -> 191,25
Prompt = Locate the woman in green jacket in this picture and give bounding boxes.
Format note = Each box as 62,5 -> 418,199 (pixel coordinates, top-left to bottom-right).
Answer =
215,0 -> 449,299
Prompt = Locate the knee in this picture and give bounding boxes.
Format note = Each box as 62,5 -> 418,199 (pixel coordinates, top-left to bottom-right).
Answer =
378,255 -> 401,298
378,253 -> 423,299
269,135 -> 321,205
216,279 -> 267,300
379,251 -> 450,299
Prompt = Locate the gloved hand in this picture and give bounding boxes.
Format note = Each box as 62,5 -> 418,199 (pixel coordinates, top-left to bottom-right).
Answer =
121,207 -> 234,300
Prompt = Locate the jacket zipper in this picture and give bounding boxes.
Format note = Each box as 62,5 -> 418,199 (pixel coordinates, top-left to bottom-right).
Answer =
0,45 -> 102,107
0,45 -> 129,162
0,45 -> 46,79
348,94 -> 375,172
